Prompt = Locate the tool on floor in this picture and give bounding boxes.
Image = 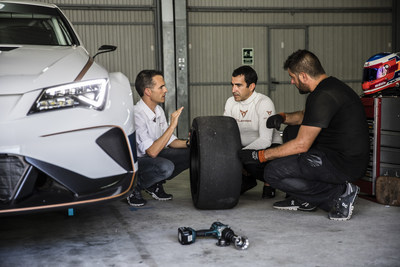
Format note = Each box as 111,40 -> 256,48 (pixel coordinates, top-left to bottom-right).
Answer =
178,221 -> 249,250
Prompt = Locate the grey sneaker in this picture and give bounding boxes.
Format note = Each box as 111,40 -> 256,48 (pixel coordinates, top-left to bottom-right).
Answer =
145,183 -> 173,201
329,183 -> 360,221
273,197 -> 317,211
127,187 -> 146,207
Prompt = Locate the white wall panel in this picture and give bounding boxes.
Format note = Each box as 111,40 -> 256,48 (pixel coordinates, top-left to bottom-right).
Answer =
62,10 -> 154,24
188,22 -> 273,119
29,0 -> 395,120
270,85 -> 307,114
310,26 -> 392,83
188,0 -> 391,8
189,27 -> 268,83
32,0 -> 157,103
188,1 -> 393,118
39,0 -> 153,5
190,85 -> 232,119
189,26 -> 268,120
269,29 -> 306,113
189,12 -> 391,26
75,25 -> 155,78
62,9 -> 156,90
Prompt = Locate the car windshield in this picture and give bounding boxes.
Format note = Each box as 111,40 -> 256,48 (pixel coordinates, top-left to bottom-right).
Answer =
0,2 -> 77,46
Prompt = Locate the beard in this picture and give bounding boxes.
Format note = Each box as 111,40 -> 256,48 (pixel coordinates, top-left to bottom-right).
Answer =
297,80 -> 310,95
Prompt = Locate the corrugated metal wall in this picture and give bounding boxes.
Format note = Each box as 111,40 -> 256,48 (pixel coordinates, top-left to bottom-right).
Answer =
31,0 -> 393,121
36,0 -> 158,103
187,0 -> 393,120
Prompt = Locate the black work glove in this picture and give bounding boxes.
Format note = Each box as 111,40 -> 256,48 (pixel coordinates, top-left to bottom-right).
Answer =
238,149 -> 267,165
266,113 -> 285,130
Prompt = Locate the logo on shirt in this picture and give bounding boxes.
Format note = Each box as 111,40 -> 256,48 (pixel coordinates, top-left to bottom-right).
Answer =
306,155 -> 323,167
267,111 -> 272,115
240,110 -> 248,118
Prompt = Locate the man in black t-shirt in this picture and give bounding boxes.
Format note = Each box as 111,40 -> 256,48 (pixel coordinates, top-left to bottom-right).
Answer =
239,50 -> 369,221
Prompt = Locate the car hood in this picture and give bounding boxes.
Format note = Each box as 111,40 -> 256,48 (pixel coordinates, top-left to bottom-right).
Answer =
0,45 -> 91,94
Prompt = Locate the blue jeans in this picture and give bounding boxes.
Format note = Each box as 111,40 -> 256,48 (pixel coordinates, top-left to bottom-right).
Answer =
264,148 -> 351,211
136,148 -> 190,190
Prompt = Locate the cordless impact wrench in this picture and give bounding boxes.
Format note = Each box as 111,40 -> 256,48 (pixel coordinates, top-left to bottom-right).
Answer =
178,221 -> 249,250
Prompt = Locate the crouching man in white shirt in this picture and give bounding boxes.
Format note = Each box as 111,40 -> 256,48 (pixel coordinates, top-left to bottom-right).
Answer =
224,66 -> 282,198
127,70 -> 189,207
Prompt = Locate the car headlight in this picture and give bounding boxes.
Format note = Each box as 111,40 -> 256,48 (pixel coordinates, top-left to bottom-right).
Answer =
29,79 -> 108,114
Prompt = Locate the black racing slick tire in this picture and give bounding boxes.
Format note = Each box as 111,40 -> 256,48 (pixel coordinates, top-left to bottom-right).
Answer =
189,116 -> 242,209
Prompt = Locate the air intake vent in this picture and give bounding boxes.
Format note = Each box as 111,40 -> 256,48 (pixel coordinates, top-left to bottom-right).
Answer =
0,46 -> 19,52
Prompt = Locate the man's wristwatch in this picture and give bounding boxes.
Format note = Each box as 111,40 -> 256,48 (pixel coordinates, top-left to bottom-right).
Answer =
186,139 -> 190,148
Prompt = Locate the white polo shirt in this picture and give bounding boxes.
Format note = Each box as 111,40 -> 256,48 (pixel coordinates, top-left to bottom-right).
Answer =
134,99 -> 177,157
224,91 -> 282,150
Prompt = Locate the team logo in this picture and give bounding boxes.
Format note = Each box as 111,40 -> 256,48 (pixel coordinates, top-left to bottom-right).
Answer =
267,111 -> 272,115
306,155 -> 323,167
240,110 -> 248,118
252,151 -> 259,160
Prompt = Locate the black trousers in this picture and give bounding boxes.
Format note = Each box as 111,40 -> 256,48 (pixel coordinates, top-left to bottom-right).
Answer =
243,143 -> 281,183
264,148 -> 351,211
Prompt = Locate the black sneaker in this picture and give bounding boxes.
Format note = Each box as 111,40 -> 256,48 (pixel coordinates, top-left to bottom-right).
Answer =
273,197 -> 317,211
328,183 -> 360,221
127,187 -> 146,207
145,183 -> 173,201
240,175 -> 257,195
262,186 -> 276,199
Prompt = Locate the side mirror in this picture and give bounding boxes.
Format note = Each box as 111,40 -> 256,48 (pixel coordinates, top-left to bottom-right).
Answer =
93,45 -> 117,59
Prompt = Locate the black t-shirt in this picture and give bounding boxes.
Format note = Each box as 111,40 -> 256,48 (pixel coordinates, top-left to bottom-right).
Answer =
302,76 -> 369,179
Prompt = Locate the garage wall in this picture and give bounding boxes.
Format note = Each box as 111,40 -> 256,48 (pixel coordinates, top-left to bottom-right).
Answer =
187,0 -> 393,120
36,0 -> 159,103
31,0 -> 394,126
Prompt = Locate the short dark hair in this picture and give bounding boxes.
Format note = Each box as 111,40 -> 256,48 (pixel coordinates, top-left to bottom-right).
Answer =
134,69 -> 163,97
232,65 -> 258,87
283,49 -> 325,78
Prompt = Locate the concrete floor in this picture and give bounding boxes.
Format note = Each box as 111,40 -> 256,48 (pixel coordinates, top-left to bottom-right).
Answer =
1,170 -> 399,267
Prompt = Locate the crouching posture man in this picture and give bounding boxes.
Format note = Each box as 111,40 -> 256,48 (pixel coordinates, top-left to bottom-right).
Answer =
224,66 -> 282,198
127,70 -> 190,206
240,50 -> 369,220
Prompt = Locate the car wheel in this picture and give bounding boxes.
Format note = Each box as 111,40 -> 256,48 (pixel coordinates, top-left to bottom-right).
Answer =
189,116 -> 242,209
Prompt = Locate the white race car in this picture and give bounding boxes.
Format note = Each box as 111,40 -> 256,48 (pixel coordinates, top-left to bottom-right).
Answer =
0,1 -> 138,215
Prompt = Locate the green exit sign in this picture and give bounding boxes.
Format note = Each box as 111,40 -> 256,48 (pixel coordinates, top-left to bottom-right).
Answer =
242,48 -> 254,65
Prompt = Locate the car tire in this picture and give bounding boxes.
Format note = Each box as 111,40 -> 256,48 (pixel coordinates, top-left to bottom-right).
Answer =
189,116 -> 242,209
